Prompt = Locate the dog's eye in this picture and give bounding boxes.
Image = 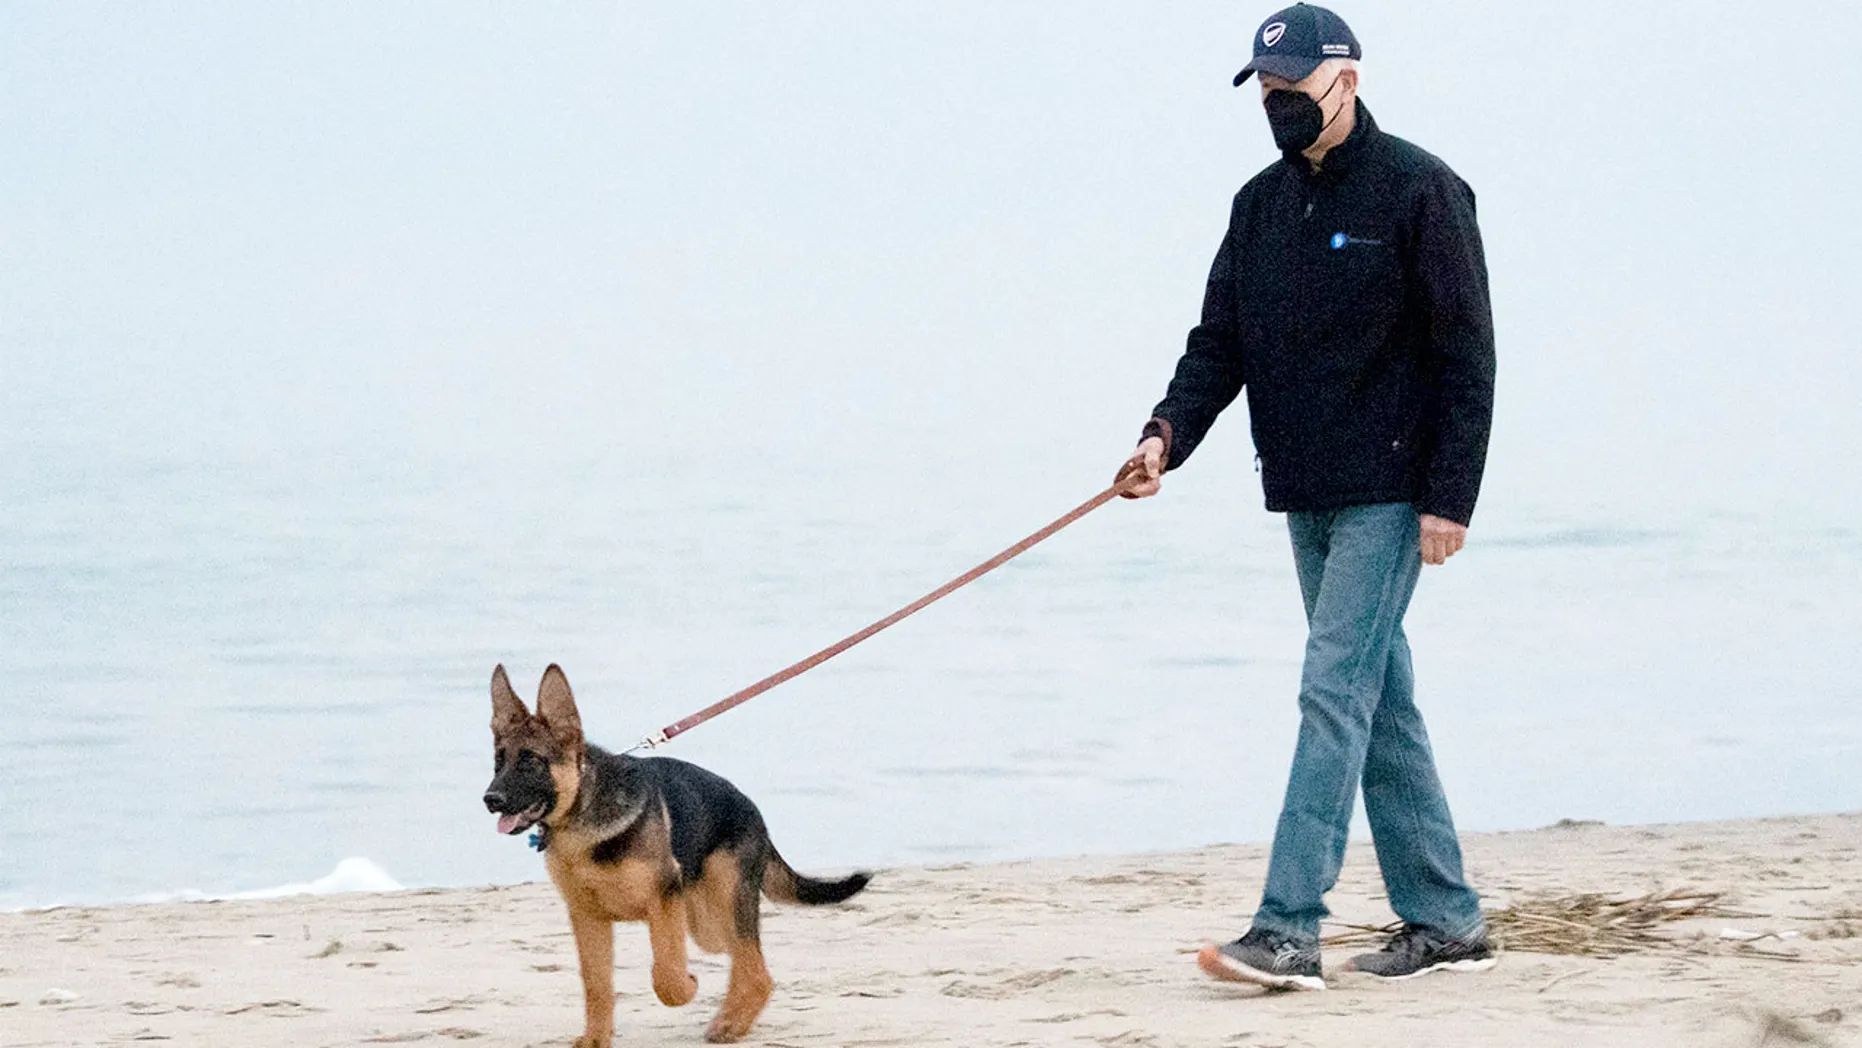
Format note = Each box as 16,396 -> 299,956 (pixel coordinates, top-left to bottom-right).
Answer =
518,751 -> 542,770
494,751 -> 506,771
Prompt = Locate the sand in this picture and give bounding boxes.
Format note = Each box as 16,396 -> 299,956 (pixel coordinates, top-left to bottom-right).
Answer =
3,813 -> 1859,1048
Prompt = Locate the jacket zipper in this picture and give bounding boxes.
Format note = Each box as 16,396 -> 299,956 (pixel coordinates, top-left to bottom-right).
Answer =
1295,179 -> 1319,353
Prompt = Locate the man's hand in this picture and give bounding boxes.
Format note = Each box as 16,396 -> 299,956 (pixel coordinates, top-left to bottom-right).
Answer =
1419,514 -> 1467,565
1118,436 -> 1166,499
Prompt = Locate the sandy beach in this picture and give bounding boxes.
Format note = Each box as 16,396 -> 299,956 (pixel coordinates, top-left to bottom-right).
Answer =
3,813 -> 1857,1048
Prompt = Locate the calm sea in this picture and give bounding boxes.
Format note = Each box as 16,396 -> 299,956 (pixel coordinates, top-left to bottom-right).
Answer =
2,440 -> 1858,909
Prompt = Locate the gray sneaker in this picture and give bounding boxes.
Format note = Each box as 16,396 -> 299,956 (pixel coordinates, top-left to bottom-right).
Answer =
1197,928 -> 1326,991
1346,924 -> 1497,980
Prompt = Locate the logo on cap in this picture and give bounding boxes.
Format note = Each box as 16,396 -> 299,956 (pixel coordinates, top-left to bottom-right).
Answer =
1262,22 -> 1286,47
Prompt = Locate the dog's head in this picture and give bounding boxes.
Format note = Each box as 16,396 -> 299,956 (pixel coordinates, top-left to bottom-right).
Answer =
483,663 -> 585,836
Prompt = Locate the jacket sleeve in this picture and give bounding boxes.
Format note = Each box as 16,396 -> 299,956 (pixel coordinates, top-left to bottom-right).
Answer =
1140,212 -> 1245,471
1411,171 -> 1496,525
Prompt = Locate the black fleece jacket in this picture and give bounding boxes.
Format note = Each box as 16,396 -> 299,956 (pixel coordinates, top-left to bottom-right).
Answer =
1143,101 -> 1495,524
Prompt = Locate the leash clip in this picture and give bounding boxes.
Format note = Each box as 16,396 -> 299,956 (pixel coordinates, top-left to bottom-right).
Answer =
624,730 -> 670,755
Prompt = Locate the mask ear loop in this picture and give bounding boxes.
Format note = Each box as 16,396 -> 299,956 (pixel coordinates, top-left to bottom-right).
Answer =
1314,72 -> 1350,137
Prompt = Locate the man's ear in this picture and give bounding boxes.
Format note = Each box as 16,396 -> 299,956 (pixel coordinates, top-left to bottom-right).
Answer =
490,664 -> 530,734
535,664 -> 584,750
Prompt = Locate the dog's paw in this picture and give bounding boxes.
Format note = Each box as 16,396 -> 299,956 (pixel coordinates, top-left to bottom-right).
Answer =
654,971 -> 698,1007
705,1011 -> 754,1044
573,1034 -> 612,1048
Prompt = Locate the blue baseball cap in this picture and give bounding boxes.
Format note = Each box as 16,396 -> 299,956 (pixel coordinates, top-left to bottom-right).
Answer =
1233,3 -> 1361,86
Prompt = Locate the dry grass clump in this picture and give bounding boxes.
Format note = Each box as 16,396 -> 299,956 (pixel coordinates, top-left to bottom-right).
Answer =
1323,888 -> 1770,958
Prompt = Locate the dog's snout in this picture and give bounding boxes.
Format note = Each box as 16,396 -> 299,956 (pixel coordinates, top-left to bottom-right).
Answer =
483,790 -> 506,812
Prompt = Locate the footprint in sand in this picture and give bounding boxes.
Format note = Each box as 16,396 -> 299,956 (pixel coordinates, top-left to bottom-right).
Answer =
125,1000 -> 180,1015
223,998 -> 324,1016
859,910 -> 925,927
940,967 -> 1080,999
1025,1008 -> 1127,1024
414,994 -> 488,1014
1076,869 -> 1206,888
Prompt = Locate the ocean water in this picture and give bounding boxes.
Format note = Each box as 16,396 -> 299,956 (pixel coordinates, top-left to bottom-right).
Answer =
3,438 -> 1858,910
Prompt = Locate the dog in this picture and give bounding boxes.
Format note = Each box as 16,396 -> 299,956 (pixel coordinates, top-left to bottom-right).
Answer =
482,664 -> 871,1045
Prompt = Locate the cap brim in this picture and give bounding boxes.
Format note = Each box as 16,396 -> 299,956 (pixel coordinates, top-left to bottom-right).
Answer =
1233,53 -> 1324,87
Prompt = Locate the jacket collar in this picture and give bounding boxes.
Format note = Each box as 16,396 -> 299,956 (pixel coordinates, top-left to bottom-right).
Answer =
1281,99 -> 1377,181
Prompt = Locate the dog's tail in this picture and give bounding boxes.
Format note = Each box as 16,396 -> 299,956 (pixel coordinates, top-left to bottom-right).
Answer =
763,844 -> 871,905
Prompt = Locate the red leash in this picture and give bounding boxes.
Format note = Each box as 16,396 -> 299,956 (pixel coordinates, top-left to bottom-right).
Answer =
626,466 -> 1145,753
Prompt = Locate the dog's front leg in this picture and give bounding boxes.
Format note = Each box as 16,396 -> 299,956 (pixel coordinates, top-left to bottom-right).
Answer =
568,905 -> 615,1048
648,893 -> 698,1007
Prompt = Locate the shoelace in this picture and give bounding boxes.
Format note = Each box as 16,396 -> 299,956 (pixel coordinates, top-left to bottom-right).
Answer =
1234,930 -> 1315,968
1380,925 -> 1439,956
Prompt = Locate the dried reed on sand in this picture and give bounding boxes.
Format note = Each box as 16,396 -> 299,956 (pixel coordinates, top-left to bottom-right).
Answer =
1322,888 -> 1793,959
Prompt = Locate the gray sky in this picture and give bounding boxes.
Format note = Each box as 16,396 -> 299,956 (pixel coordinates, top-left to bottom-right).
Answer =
5,1 -> 1859,518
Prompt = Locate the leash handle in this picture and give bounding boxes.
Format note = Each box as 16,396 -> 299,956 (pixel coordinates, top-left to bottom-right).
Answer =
637,470 -> 1145,750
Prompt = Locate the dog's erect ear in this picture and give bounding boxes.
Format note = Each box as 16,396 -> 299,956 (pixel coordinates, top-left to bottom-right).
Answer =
490,664 -> 530,735
535,663 -> 583,749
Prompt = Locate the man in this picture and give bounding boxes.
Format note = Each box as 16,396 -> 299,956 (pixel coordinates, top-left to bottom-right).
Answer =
1120,3 -> 1497,990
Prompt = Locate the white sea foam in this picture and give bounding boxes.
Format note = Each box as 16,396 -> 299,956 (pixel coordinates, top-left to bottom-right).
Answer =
115,858 -> 406,907
226,857 -> 405,900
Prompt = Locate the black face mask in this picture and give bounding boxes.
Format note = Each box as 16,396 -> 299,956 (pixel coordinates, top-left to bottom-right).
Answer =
1263,73 -> 1346,154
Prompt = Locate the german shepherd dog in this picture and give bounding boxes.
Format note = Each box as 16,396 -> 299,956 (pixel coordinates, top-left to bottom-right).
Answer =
483,664 -> 871,1045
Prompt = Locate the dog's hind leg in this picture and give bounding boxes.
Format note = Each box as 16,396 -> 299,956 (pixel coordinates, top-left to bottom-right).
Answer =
647,892 -> 698,1007
705,848 -> 774,1044
567,905 -> 615,1048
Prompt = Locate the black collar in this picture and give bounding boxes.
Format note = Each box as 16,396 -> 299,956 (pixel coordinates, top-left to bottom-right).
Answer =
1282,99 -> 1377,181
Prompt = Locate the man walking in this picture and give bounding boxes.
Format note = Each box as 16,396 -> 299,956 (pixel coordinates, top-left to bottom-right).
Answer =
1120,4 -> 1497,990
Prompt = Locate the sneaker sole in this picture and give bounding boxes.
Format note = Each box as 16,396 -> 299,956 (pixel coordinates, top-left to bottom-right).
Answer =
1351,956 -> 1499,982
1196,943 -> 1326,992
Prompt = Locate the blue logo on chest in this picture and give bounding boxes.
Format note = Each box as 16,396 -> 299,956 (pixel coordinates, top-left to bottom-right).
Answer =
1330,231 -> 1385,250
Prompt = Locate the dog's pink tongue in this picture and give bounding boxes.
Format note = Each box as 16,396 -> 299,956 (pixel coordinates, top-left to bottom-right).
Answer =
497,812 -> 522,835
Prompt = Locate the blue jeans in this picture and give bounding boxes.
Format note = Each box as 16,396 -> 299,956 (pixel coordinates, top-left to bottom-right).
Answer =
1251,503 -> 1484,944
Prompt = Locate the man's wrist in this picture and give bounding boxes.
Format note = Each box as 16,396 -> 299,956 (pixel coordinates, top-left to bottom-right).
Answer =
1419,506 -> 1472,528
1139,417 -> 1174,465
